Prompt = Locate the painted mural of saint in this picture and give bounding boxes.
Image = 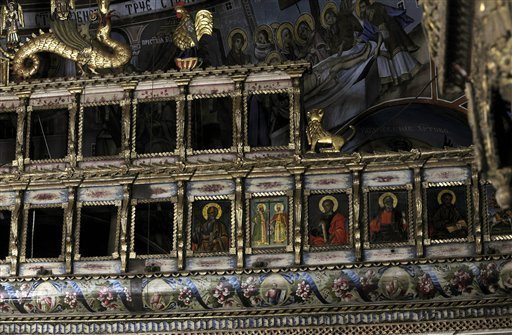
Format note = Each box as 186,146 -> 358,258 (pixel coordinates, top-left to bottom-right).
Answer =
320,2 -> 343,55
254,25 -> 275,62
226,28 -> 250,65
276,22 -> 299,61
294,13 -> 329,65
357,0 -> 421,88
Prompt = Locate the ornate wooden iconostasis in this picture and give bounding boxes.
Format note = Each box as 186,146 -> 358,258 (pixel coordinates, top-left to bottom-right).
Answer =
0,0 -> 510,334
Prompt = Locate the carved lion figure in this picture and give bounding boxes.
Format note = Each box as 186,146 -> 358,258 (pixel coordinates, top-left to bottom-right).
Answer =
306,108 -> 355,153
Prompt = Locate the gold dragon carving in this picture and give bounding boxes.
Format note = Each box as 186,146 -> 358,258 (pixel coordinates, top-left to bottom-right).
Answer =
3,0 -> 132,78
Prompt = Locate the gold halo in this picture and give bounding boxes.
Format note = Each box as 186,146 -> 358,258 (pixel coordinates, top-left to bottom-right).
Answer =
256,203 -> 267,212
202,202 -> 222,220
276,22 -> 295,50
294,13 -> 315,46
437,189 -> 456,205
355,0 -> 362,18
254,24 -> 274,44
320,2 -> 338,29
274,203 -> 284,212
228,28 -> 248,52
265,51 -> 282,64
378,192 -> 398,208
319,195 -> 339,213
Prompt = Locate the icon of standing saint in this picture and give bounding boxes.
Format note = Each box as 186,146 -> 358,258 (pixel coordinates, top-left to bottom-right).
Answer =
250,197 -> 288,248
308,193 -> 350,247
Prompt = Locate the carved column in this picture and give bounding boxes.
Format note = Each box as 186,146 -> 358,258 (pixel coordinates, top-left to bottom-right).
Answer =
290,76 -> 302,158
351,168 -> 363,261
232,75 -> 246,160
119,183 -> 132,272
289,167 -> 305,265
230,170 -> 249,269
14,91 -> 31,171
120,81 -> 138,164
64,185 -> 77,273
67,86 -> 83,169
9,187 -> 24,275
413,166 -> 424,257
175,79 -> 190,162
471,165 -> 482,254
235,177 -> 244,268
175,176 -> 190,271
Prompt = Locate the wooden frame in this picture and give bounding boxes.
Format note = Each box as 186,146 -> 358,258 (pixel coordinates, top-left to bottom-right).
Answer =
186,195 -> 236,257
0,108 -> 18,166
481,181 -> 512,241
20,203 -> 66,263
78,101 -> 124,161
74,200 -> 121,260
24,105 -> 70,163
363,185 -> 415,248
303,188 -> 353,251
129,196 -> 178,259
131,97 -> 181,158
423,181 -> 473,245
243,89 -> 294,152
186,93 -> 237,155
244,191 -> 294,254
0,206 -> 13,264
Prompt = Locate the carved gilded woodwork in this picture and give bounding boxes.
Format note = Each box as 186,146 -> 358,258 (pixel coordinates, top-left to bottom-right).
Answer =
20,202 -> 66,264
172,5 -> 213,70
129,193 -> 178,261
172,6 -> 213,51
468,0 -> 512,210
74,200 -> 122,261
422,0 -> 512,210
413,166 -> 424,257
306,108 -> 355,153
0,62 -> 507,333
4,0 -> 132,78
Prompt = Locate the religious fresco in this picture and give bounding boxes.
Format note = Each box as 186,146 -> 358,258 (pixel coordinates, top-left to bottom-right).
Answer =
177,0 -> 426,132
342,103 -> 472,152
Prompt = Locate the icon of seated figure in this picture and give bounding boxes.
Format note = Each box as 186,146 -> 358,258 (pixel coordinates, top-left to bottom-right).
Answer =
431,189 -> 467,239
370,192 -> 407,243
